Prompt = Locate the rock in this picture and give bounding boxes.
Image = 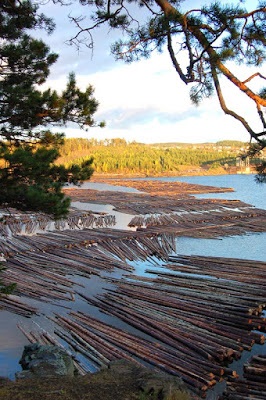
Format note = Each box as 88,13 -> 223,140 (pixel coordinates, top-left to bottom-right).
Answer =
16,343 -> 75,379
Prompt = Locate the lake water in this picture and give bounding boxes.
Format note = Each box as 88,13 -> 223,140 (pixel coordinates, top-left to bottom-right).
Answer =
150,173 -> 266,209
142,174 -> 266,262
0,174 -> 265,397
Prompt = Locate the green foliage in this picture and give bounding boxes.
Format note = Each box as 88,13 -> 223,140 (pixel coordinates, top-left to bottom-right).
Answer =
0,140 -> 94,218
57,138 -> 241,175
255,160 -> 266,183
0,1 -> 100,218
0,145 -> 70,217
65,1 -> 266,96
259,87 -> 266,99
246,140 -> 266,183
58,73 -> 99,128
216,140 -> 247,147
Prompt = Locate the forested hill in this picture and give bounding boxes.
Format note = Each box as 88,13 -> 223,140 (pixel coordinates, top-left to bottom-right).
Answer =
57,138 -> 249,175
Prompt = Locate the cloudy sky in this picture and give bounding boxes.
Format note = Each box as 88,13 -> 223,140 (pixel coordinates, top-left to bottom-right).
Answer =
38,0 -> 262,144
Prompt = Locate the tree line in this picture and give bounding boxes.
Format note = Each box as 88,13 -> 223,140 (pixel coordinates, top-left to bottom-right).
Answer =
57,138 -> 242,175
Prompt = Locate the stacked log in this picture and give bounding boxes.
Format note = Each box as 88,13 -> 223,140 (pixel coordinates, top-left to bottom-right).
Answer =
51,312 -> 220,396
0,226 -> 175,261
15,252 -> 266,397
65,187 -> 252,216
1,178 -> 264,397
0,209 -> 115,238
0,227 -> 179,314
0,295 -> 37,317
137,208 -> 266,238
1,219 -> 266,318
62,178 -> 266,238
88,177 -> 235,196
73,256 -> 265,395
221,354 -> 266,399
166,255 -> 266,287
20,300 -> 262,398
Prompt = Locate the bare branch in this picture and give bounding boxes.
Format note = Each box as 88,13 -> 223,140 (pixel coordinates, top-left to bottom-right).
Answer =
242,72 -> 266,85
167,29 -> 189,84
257,108 -> 266,130
216,61 -> 266,108
210,65 -> 264,143
232,7 -> 266,20
141,0 -> 160,16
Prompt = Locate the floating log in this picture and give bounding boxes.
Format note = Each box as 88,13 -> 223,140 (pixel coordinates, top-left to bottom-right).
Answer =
1,178 -> 266,398
221,354 -> 266,399
17,324 -> 88,375
0,295 -> 37,317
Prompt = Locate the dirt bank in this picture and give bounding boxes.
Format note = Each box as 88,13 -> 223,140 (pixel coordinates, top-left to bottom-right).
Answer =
0,360 -> 192,400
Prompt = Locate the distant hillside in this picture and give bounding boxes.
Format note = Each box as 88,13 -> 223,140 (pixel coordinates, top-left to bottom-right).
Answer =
57,137 -> 246,175
215,140 -> 247,147
150,140 -> 248,148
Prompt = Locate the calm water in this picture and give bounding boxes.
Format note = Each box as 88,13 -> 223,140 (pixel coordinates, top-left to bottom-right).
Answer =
145,174 -> 266,261
153,173 -> 266,209
0,174 -> 265,391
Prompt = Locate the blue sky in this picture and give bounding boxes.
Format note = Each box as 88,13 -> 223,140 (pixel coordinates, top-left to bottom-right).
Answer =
38,0 -> 263,144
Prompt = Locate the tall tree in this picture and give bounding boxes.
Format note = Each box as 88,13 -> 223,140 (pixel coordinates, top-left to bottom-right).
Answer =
0,0 -> 103,218
52,0 -> 266,180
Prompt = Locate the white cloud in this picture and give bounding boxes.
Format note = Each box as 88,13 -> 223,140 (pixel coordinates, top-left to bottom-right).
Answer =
40,1 -> 265,144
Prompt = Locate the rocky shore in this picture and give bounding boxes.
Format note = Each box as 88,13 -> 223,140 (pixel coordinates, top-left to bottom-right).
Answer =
0,344 -> 191,400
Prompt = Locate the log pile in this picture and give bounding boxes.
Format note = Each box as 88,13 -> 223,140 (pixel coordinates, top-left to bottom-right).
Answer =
0,227 -> 173,259
1,178 -> 264,397
1,215 -> 266,317
221,354 -> 266,399
65,187 -> 250,216
0,229 -> 177,314
0,295 -> 38,317
0,226 -> 154,257
89,177 -> 235,196
166,255 -> 266,286
0,209 -> 115,238
84,276 -> 265,358
13,252 -> 266,397
55,311 -> 221,397
72,256 -> 265,396
136,208 -> 266,238
64,181 -> 266,238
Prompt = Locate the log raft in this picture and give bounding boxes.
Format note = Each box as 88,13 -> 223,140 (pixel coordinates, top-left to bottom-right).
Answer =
221,355 -> 266,399
15,253 -> 266,397
1,178 -> 266,397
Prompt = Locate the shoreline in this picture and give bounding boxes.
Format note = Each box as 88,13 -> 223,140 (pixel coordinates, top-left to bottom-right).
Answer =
90,166 -> 256,180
